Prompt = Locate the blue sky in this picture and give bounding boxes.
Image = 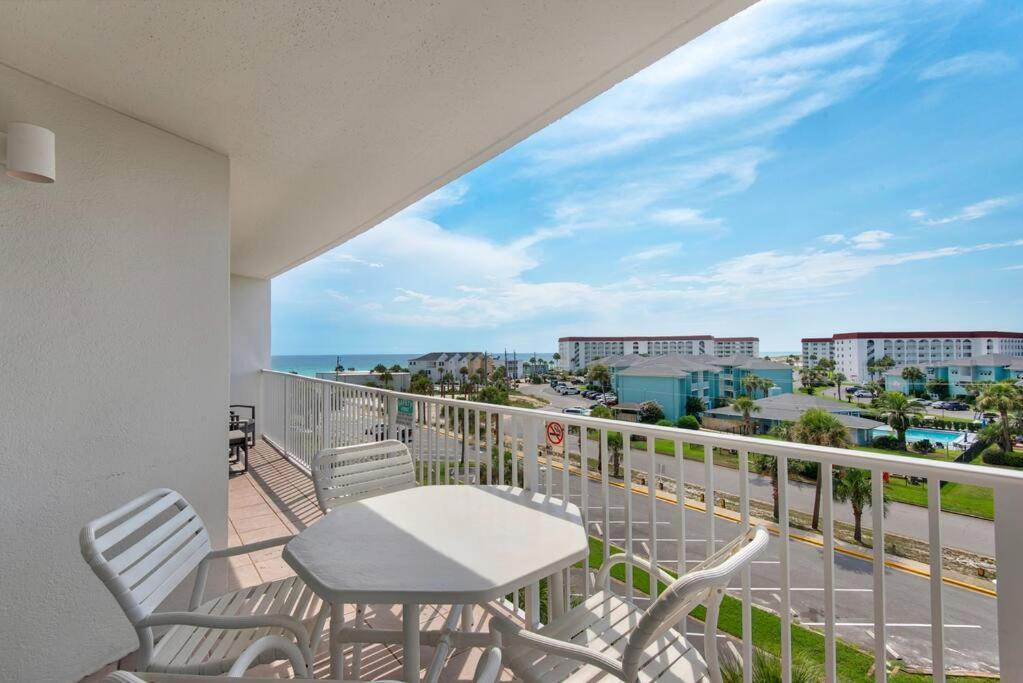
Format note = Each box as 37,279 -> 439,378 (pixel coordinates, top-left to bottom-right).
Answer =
272,0 -> 1023,355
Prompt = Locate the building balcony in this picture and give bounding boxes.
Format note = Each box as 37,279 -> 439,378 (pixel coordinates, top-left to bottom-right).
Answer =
248,371 -> 1023,681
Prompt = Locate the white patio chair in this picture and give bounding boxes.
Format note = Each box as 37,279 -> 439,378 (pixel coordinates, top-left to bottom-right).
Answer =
81,489 -> 326,676
491,525 -> 769,683
103,642 -> 504,683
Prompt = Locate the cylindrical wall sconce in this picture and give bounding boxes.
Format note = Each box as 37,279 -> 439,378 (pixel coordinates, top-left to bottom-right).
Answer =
1,122 -> 56,183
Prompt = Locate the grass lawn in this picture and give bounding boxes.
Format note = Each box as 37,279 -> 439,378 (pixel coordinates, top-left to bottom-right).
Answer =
584,536 -> 989,682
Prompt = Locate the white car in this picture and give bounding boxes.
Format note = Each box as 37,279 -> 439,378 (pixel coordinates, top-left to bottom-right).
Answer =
562,407 -> 590,415
561,387 -> 580,395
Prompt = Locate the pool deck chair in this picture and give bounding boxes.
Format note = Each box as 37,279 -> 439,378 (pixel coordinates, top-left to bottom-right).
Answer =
492,525 -> 769,683
81,488 -> 325,676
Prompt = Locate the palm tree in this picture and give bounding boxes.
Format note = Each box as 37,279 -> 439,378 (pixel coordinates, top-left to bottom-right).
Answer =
798,366 -> 820,395
977,381 -> 1023,452
833,372 -> 847,400
875,391 -> 923,451
757,377 -> 775,399
731,396 -> 760,435
590,404 -> 613,472
372,363 -> 388,374
792,408 -> 852,530
832,468 -> 883,543
441,371 -> 455,398
587,363 -> 611,394
741,374 -> 759,397
901,366 -> 926,394
752,421 -> 798,521
379,369 -> 394,389
458,366 -> 469,394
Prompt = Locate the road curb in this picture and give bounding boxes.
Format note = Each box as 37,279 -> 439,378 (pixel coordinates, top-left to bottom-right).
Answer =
546,458 -> 998,598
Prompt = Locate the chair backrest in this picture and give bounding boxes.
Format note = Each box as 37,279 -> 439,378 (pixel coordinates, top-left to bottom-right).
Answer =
80,488 -> 211,626
311,439 -> 416,513
622,525 -> 769,682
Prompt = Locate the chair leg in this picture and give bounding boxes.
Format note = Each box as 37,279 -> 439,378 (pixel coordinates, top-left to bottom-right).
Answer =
352,603 -> 365,678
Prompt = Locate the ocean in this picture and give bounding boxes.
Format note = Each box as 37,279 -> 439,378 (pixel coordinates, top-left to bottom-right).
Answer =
272,353 -> 558,377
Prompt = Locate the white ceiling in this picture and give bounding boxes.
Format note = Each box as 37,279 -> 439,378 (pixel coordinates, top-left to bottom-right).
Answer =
0,0 -> 753,278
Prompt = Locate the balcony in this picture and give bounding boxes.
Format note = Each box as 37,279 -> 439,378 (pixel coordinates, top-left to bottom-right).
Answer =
254,370 -> 1023,681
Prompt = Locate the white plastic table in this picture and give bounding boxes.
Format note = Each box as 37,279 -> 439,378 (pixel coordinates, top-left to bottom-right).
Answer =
282,485 -> 588,681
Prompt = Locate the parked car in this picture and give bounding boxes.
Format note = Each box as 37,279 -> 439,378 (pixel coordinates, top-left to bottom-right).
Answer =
562,406 -> 590,415
912,399 -> 932,407
561,387 -> 580,395
853,390 -> 874,398
945,401 -> 969,411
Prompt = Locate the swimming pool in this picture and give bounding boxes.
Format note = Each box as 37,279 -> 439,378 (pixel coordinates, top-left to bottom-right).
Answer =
873,426 -> 966,446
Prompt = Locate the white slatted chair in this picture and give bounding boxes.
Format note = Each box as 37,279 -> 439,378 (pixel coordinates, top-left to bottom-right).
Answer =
311,439 -> 417,511
81,489 -> 325,676
103,643 -> 504,683
491,525 -> 769,683
311,439 -> 442,677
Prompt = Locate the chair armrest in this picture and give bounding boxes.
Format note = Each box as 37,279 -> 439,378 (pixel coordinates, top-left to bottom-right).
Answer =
594,553 -> 676,591
227,634 -> 309,677
139,611 -> 312,660
489,614 -> 623,679
207,535 -> 292,559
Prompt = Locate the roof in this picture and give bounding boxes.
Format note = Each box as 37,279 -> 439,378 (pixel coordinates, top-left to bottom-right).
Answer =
409,352 -> 484,362
614,354 -> 792,378
694,355 -> 792,371
832,331 -> 1023,340
705,394 -> 884,430
887,354 -> 1023,372
2,1 -> 753,278
559,335 -> 715,342
716,337 -> 758,342
801,337 -> 834,343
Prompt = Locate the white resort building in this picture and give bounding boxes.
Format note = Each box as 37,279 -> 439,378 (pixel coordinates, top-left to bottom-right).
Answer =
558,335 -> 760,371
802,330 -> 1023,380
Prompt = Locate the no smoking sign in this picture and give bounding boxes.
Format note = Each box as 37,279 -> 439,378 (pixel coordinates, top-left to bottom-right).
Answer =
546,421 -> 565,449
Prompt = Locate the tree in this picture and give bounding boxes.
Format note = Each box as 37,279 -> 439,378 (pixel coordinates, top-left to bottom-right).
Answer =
833,372 -> 847,400
552,352 -> 561,365
440,371 -> 455,397
372,363 -> 388,374
490,366 -> 507,385
833,468 -> 883,543
799,366 -> 821,395
752,421 -> 799,521
792,408 -> 852,530
817,358 -> 836,374
685,396 -> 707,419
389,363 -> 404,373
409,371 -> 433,395
875,355 -> 896,386
378,368 -> 394,389
587,363 -> 612,393
731,396 -> 760,435
977,381 -> 1023,453
757,377 -> 775,399
926,378 -> 949,400
875,391 -> 923,451
589,404 -> 614,472
607,431 -> 624,478
901,366 -> 926,394
741,374 -> 760,397
676,415 -> 699,430
477,384 -> 509,406
638,401 -> 665,424
459,366 -> 469,393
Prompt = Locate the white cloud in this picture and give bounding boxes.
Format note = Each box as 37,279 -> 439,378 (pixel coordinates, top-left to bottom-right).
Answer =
819,233 -> 847,244
324,253 -> 383,268
910,197 -> 1014,226
849,230 -> 893,250
920,51 -> 1017,81
652,208 -> 722,229
622,243 -> 683,262
1004,265 -> 1023,271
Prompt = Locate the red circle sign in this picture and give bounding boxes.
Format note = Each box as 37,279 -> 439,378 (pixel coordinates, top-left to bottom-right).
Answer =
546,421 -> 564,446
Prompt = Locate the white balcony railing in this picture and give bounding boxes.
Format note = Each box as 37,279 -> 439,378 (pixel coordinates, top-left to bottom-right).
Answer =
261,370 -> 1023,681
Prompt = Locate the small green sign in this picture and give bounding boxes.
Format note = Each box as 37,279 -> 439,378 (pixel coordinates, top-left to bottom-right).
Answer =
396,398 -> 415,425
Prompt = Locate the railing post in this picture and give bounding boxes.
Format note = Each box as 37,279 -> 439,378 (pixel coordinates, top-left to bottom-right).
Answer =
524,415 -> 539,491
320,383 -> 330,453
386,393 -> 398,441
995,484 -> 1023,675
284,374 -> 291,457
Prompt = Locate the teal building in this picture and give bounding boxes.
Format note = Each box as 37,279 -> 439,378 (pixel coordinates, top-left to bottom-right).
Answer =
608,354 -> 794,421
884,354 -> 1023,397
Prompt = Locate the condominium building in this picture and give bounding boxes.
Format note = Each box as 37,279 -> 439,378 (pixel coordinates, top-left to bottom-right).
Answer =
557,335 -> 760,370
884,354 -> 1023,397
408,352 -> 488,383
801,331 -> 1023,381
801,338 -> 835,368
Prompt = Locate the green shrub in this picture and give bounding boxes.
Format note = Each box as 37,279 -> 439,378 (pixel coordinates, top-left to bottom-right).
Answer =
872,434 -> 900,450
656,419 -> 674,427
676,415 -> 700,430
912,438 -> 935,454
981,444 -> 1023,468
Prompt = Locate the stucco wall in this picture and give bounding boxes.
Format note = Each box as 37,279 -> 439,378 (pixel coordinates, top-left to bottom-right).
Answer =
0,65 -> 230,681
231,275 -> 271,430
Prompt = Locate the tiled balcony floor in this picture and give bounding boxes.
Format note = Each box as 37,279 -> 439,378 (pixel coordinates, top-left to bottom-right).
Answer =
231,440 -> 513,680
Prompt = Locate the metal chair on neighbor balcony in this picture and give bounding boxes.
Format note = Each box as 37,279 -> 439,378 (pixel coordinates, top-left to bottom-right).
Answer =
229,405 -> 256,475
491,525 -> 769,683
81,488 -> 327,676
